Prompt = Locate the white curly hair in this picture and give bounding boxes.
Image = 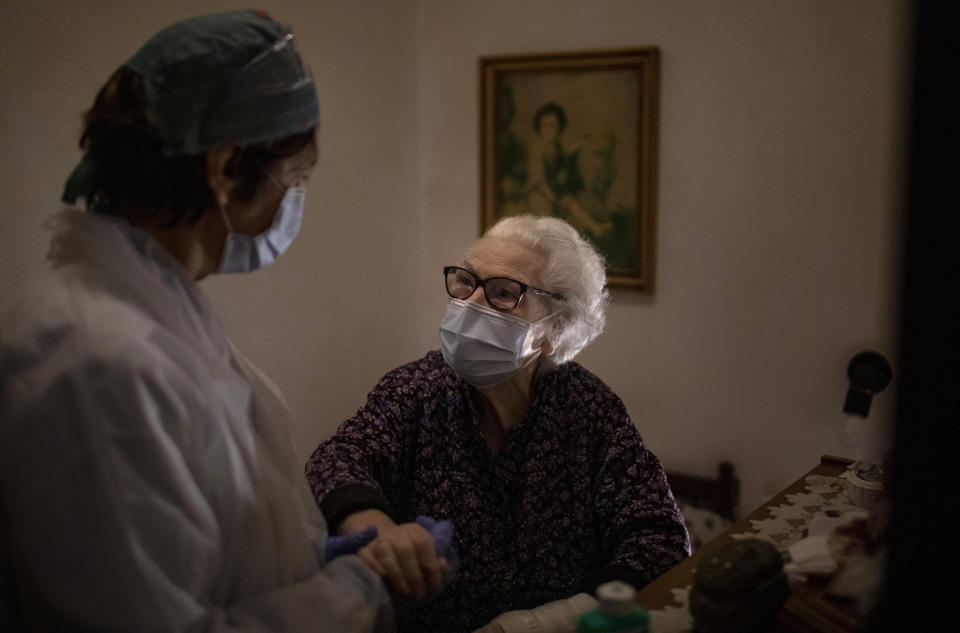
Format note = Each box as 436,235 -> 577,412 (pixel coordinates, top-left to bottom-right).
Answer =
481,215 -> 609,369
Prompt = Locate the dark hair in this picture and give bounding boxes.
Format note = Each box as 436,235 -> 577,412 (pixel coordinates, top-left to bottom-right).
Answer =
78,66 -> 316,226
533,102 -> 567,135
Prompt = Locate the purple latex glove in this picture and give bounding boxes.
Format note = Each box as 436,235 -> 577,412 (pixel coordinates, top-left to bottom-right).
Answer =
324,525 -> 378,562
415,515 -> 459,575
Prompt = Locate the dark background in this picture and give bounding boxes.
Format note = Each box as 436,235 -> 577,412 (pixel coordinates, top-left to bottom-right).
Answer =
869,2 -> 959,630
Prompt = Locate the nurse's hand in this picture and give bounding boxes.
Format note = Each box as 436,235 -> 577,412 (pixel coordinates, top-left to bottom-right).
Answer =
324,525 -> 378,561
358,522 -> 450,599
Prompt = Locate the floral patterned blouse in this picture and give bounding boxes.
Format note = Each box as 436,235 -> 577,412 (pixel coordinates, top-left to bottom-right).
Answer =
306,351 -> 690,633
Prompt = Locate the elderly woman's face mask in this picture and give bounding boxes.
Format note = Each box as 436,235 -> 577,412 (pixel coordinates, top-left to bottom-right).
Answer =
439,298 -> 557,389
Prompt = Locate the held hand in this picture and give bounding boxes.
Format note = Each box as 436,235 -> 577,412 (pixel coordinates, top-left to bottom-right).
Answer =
358,520 -> 451,599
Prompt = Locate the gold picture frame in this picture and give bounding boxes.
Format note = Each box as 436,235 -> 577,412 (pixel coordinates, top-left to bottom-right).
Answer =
479,48 -> 659,290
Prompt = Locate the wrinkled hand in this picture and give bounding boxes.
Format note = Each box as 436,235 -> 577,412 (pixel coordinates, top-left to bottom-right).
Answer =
324,525 -> 379,562
358,515 -> 455,600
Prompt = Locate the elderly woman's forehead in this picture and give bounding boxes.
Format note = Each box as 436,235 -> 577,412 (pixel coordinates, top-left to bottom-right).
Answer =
465,238 -> 541,275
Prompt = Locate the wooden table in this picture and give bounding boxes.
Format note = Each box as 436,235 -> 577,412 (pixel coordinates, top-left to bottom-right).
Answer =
635,455 -> 866,632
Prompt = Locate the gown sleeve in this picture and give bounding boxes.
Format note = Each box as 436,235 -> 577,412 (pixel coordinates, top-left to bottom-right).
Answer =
0,351 -> 393,633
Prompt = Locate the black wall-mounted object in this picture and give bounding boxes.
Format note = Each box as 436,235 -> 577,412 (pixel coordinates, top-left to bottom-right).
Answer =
842,350 -> 893,417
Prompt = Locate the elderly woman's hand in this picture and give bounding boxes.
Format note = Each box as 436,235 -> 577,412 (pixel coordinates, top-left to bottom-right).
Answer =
472,593 -> 598,633
358,520 -> 451,599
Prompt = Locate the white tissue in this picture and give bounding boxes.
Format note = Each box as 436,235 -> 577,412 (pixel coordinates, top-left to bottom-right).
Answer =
784,535 -> 837,575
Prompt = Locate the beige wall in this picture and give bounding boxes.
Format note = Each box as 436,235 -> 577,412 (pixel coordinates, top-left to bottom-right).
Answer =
0,0 -> 907,514
412,0 -> 907,512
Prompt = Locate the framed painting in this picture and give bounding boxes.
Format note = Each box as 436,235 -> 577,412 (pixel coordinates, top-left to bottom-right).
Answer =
479,48 -> 659,290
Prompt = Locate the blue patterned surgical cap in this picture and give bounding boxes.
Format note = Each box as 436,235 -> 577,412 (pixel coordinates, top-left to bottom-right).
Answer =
124,9 -> 318,154
62,9 -> 319,205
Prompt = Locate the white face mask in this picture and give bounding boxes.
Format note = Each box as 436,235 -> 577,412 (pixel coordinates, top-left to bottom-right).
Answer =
439,297 -> 556,389
216,184 -> 306,274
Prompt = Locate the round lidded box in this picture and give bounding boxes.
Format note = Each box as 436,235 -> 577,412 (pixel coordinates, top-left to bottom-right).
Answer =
843,460 -> 883,511
688,538 -> 789,633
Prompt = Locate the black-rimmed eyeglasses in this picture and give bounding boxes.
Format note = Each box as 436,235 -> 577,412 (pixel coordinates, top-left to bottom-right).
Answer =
443,266 -> 565,310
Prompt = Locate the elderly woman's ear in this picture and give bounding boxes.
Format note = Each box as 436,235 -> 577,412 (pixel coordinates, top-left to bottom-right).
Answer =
539,314 -> 567,357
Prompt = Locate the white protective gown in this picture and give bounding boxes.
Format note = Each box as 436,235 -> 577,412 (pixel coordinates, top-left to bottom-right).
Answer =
0,210 -> 393,632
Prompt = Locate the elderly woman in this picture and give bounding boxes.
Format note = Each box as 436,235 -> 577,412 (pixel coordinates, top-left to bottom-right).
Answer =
306,215 -> 690,633
0,10 -> 392,632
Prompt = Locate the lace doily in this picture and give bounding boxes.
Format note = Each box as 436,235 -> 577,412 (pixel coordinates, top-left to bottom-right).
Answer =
646,474 -> 852,633
648,587 -> 694,632
729,474 -> 851,551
